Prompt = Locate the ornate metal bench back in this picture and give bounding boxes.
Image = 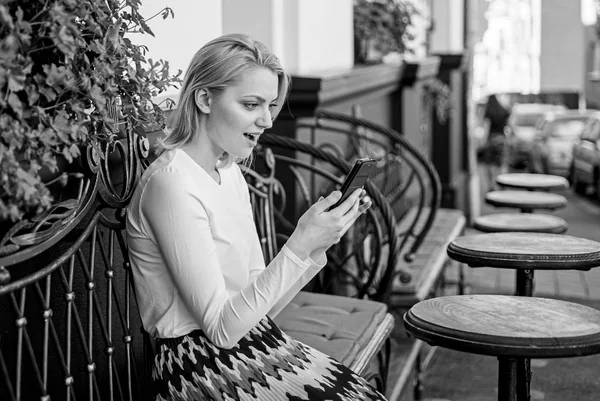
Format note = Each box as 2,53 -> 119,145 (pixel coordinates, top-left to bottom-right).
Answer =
246,134 -> 401,303
0,115 -> 153,400
296,110 -> 442,263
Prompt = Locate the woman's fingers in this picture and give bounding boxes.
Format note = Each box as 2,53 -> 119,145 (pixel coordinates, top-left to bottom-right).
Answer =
338,195 -> 372,236
312,191 -> 342,213
337,193 -> 363,227
358,196 -> 372,214
329,188 -> 364,216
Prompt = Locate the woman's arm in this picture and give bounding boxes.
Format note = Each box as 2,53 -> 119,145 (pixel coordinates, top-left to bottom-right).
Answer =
141,169 -> 314,349
237,166 -> 328,307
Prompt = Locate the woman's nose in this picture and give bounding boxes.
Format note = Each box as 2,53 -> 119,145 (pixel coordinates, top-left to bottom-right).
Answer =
257,107 -> 273,129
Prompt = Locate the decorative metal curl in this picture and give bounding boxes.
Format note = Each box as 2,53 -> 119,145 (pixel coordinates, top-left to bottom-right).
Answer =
0,99 -> 150,278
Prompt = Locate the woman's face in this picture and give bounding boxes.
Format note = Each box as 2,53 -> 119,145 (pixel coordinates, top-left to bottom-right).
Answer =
204,67 -> 279,160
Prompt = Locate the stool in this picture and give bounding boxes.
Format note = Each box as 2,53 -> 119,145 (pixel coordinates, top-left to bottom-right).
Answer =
485,190 -> 567,213
404,295 -> 600,401
496,173 -> 569,191
473,213 -> 568,234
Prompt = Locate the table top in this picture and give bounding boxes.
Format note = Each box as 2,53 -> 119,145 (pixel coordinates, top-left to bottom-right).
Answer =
404,295 -> 600,358
473,213 -> 568,234
447,232 -> 600,270
485,190 -> 568,210
496,173 -> 569,191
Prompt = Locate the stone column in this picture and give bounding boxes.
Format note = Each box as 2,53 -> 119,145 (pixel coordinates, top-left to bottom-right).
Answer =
431,54 -> 468,211
397,57 -> 441,157
428,0 -> 469,213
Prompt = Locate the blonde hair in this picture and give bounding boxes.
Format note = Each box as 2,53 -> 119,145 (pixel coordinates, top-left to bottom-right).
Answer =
158,33 -> 290,167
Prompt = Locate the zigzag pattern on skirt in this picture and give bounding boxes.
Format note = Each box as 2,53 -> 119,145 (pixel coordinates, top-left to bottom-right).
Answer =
153,317 -> 387,401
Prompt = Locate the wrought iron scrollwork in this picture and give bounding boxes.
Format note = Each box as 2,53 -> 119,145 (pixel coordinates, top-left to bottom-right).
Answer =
247,136 -> 401,303
0,98 -> 153,400
0,99 -> 149,280
295,110 -> 442,292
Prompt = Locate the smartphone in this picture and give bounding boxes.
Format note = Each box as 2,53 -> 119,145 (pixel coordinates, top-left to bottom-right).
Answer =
327,158 -> 376,211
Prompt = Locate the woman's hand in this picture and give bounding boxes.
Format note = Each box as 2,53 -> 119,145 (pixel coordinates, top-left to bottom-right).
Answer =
286,188 -> 372,260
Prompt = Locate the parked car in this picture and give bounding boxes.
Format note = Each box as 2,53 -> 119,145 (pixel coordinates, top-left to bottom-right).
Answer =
570,110 -> 600,196
505,103 -> 567,168
529,110 -> 593,176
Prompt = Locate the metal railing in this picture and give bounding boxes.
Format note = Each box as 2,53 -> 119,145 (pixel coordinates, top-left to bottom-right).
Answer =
0,109 -> 152,401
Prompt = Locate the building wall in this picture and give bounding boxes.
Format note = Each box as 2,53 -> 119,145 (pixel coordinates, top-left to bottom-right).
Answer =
540,0 -> 584,92
137,0 -> 222,90
430,0 -> 465,54
296,0 -> 353,73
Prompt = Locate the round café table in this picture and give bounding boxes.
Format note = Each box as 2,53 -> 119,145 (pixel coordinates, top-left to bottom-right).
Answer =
485,190 -> 567,213
447,232 -> 600,296
496,173 -> 569,191
404,295 -> 600,401
473,213 -> 568,234
447,232 -> 600,400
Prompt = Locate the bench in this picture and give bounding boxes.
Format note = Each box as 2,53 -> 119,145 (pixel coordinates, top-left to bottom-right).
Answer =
0,115 -> 398,399
0,108 -> 464,400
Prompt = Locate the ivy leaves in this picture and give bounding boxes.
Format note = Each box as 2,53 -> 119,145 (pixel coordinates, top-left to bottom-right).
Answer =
0,0 -> 182,223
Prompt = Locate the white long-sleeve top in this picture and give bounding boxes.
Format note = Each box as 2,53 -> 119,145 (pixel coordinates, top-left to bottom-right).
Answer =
126,149 -> 325,348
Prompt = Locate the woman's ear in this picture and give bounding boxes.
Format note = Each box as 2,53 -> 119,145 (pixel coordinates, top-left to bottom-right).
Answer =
195,89 -> 212,114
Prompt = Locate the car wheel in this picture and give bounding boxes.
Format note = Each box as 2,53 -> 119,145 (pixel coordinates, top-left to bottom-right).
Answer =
570,164 -> 587,194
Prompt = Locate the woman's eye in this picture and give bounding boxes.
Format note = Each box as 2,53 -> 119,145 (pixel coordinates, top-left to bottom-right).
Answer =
269,104 -> 277,111
243,103 -> 259,110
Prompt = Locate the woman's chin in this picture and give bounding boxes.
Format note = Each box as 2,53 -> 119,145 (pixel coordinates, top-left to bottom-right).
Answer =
230,148 -> 254,160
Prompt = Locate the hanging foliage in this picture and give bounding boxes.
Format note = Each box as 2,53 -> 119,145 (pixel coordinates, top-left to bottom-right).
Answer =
353,0 -> 418,63
0,0 -> 181,223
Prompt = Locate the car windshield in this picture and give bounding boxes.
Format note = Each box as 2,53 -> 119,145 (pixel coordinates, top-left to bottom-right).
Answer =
515,112 -> 544,127
548,119 -> 586,139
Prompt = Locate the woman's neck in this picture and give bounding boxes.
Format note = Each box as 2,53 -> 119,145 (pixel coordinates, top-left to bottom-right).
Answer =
181,140 -> 223,183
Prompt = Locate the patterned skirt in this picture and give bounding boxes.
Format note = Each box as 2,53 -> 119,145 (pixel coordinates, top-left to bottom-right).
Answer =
152,317 -> 387,401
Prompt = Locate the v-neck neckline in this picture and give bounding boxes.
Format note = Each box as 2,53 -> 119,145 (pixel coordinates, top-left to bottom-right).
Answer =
176,149 -> 222,186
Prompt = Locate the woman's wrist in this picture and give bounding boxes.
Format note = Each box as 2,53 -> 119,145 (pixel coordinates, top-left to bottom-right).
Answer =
285,235 -> 310,261
309,248 -> 327,265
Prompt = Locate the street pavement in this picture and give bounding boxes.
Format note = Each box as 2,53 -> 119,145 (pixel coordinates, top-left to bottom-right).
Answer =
460,164 -> 600,300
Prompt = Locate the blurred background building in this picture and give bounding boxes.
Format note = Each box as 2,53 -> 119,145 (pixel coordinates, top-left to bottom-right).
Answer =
132,0 -> 600,221
474,0 -> 586,109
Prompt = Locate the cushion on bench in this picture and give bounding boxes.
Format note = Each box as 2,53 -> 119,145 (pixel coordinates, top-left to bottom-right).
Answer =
273,291 -> 394,374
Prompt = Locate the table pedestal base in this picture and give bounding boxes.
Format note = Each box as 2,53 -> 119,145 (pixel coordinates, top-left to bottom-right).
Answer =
515,269 -> 534,401
498,357 -> 518,401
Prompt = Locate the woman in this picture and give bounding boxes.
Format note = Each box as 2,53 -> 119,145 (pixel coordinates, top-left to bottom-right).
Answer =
126,34 -> 386,400
482,93 -> 510,191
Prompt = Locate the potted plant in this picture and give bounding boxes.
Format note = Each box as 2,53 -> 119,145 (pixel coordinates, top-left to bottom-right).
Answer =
0,0 -> 181,227
353,0 -> 418,64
